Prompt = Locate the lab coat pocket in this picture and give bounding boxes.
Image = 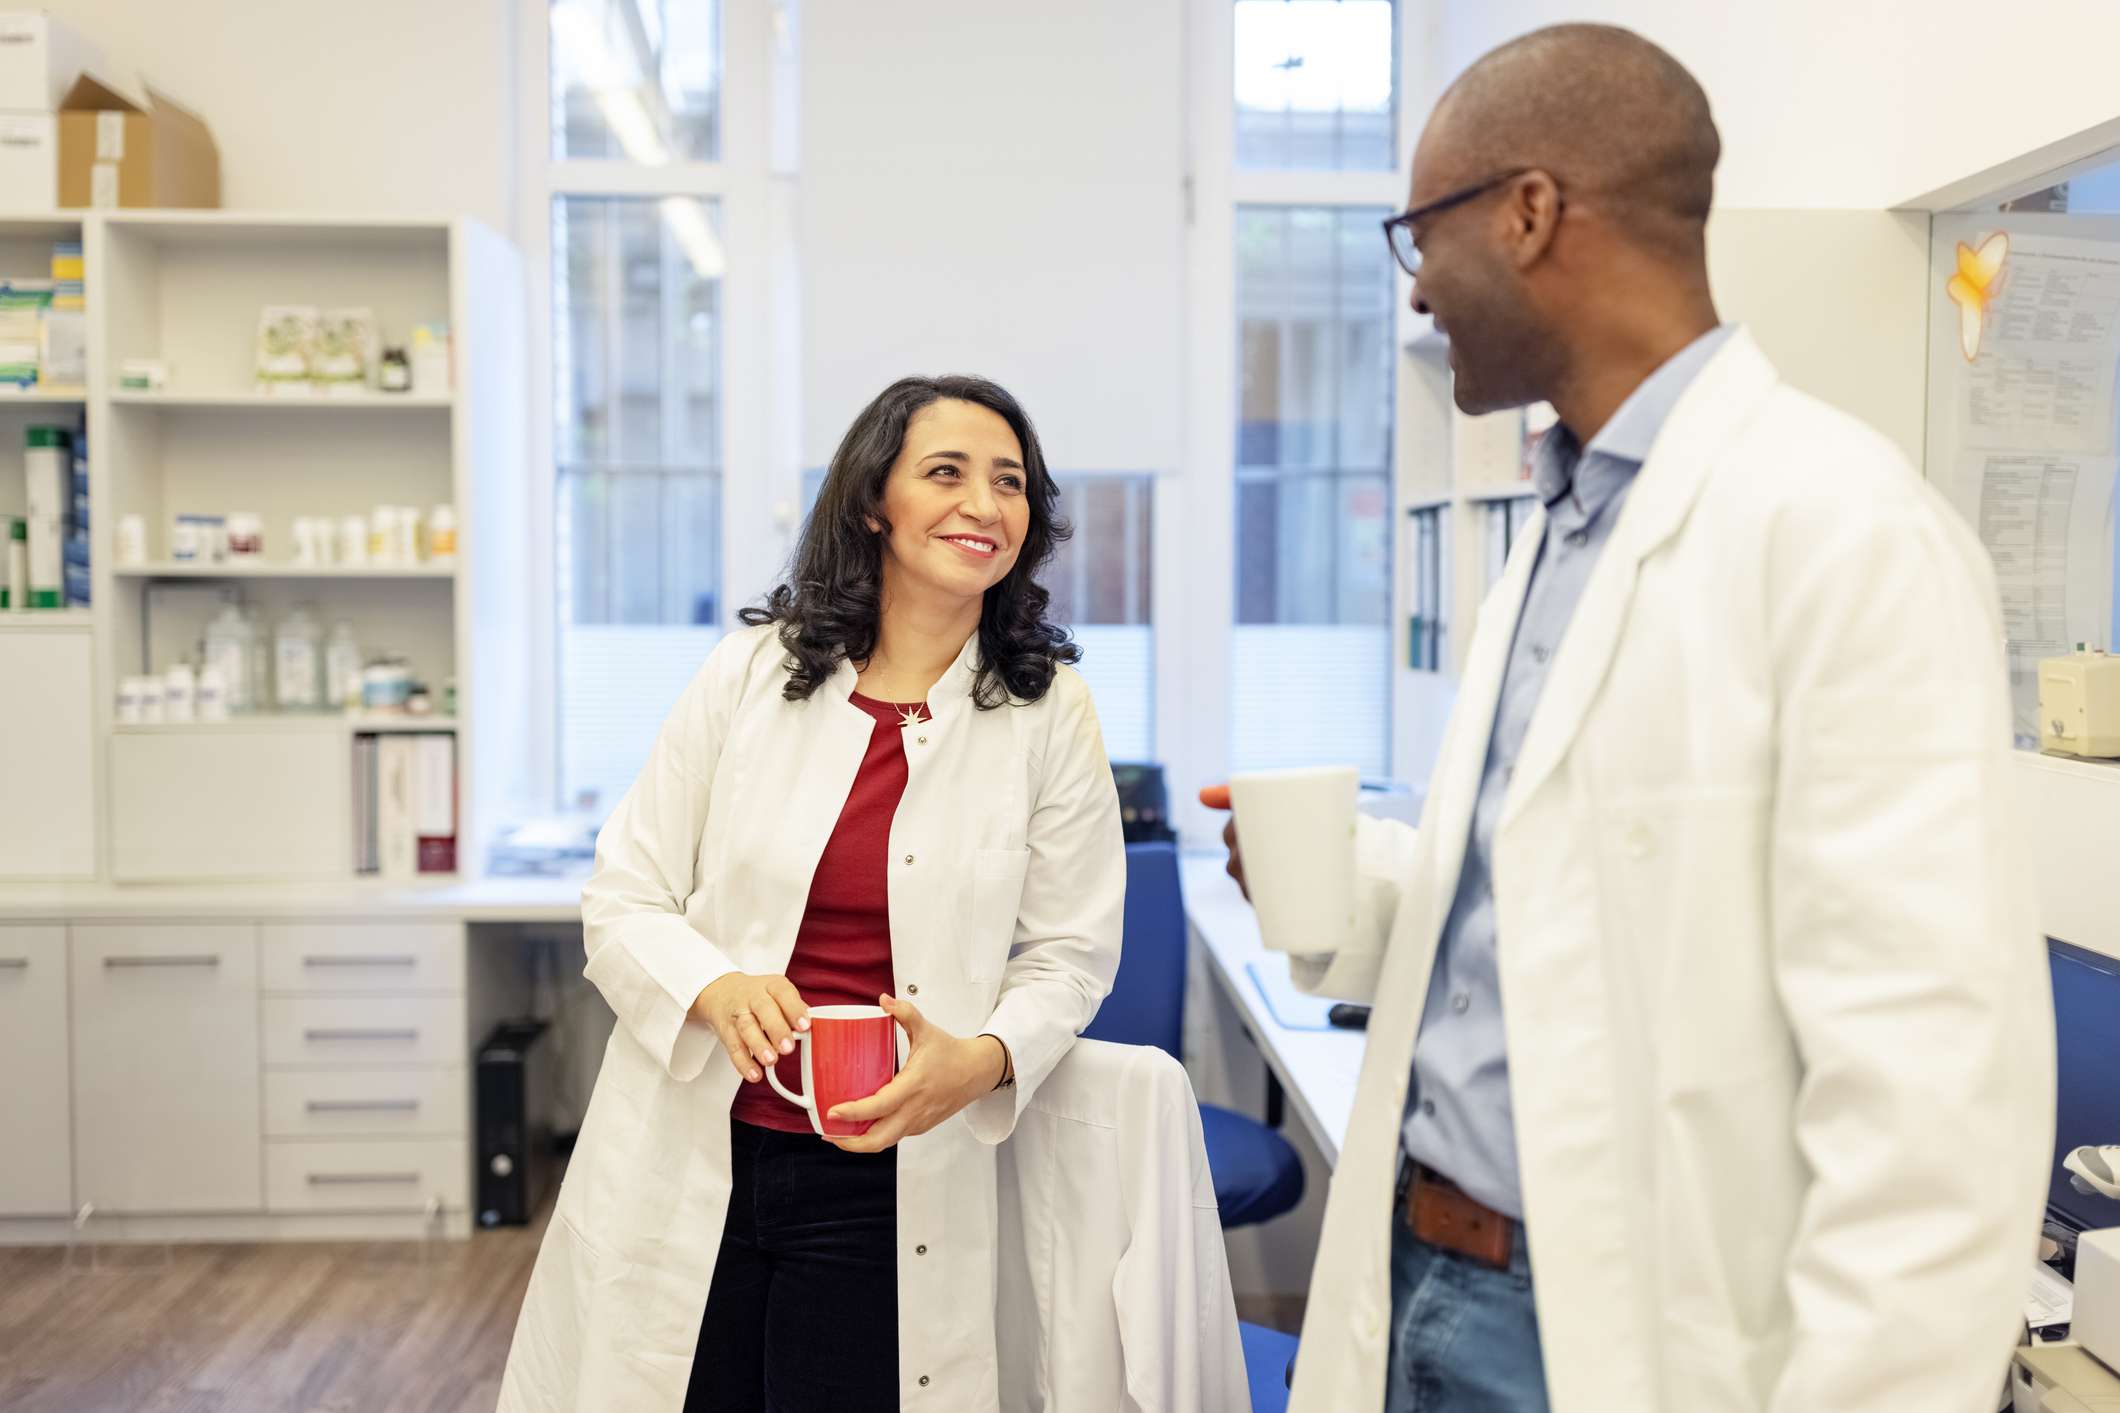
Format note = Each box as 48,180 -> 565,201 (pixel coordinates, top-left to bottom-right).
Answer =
968,847 -> 1030,983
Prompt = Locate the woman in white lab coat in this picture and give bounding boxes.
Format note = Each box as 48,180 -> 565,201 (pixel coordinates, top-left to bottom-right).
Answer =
497,375 -> 1126,1413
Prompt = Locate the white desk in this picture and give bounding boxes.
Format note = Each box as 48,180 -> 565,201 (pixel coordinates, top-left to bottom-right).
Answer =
1181,853 -> 1366,1167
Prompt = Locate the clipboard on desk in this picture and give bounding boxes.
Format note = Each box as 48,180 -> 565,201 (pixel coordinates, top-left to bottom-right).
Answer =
1244,960 -> 1339,1031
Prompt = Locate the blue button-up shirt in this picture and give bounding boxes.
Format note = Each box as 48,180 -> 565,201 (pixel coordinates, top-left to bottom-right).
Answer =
1401,326 -> 1736,1219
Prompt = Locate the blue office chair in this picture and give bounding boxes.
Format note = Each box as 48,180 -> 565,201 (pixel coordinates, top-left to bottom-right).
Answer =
1240,1319 -> 1300,1412
1084,841 -> 1306,1228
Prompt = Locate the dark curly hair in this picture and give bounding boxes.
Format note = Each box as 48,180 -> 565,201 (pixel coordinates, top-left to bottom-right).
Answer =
740,374 -> 1080,708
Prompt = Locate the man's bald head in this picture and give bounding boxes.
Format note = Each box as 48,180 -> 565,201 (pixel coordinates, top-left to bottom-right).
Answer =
1425,25 -> 1719,256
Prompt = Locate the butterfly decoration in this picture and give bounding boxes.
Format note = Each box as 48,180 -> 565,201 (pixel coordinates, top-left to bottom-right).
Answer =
1944,230 -> 2009,362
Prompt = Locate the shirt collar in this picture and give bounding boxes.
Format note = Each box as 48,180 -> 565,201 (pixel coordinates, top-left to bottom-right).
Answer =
1530,324 -> 1737,508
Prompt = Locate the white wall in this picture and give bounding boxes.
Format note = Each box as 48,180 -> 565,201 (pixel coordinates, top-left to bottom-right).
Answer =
1430,0 -> 2120,210
799,0 -> 1185,472
42,0 -> 518,235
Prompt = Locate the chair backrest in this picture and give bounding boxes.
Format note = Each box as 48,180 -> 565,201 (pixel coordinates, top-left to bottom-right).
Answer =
1082,840 -> 1188,1059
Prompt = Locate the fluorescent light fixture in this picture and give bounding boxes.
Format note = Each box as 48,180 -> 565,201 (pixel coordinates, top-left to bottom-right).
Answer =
552,0 -> 671,165
660,197 -> 727,280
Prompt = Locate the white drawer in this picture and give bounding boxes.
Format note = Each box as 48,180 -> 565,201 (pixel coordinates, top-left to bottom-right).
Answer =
265,1138 -> 468,1214
260,922 -> 464,995
262,996 -> 466,1067
264,1067 -> 468,1139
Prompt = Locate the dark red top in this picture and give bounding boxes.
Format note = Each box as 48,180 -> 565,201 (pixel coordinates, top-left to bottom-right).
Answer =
731,691 -> 928,1134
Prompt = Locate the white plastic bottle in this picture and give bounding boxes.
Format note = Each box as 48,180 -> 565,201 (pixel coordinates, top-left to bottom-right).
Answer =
163,662 -> 197,722
197,663 -> 229,721
325,620 -> 364,712
274,604 -> 324,711
202,596 -> 256,713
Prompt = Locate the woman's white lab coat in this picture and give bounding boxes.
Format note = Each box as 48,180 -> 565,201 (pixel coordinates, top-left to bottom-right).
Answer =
498,624 -> 1125,1412
1284,332 -> 2055,1412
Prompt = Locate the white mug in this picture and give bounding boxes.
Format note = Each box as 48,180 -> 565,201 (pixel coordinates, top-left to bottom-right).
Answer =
1229,765 -> 1362,959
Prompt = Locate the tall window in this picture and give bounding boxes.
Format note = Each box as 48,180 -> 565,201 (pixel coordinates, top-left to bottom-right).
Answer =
1234,0 -> 1397,171
547,0 -> 729,813
1228,1 -> 1400,779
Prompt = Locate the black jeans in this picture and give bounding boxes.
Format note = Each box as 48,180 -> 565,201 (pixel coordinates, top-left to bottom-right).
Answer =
685,1118 -> 899,1413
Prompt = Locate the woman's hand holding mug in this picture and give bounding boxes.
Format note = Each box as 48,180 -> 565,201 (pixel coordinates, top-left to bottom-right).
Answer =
822,993 -> 1007,1154
692,972 -> 811,1083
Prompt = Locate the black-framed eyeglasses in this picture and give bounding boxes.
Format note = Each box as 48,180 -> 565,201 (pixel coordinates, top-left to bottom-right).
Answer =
1381,167 -> 1535,277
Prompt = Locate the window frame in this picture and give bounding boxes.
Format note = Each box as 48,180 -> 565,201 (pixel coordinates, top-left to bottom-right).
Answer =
1169,0 -> 1420,841
520,0 -> 794,811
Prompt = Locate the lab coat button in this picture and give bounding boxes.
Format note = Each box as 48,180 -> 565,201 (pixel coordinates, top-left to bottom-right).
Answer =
916,1244 -> 927,1254
907,983 -> 919,996
1624,822 -> 1654,859
904,854 -> 915,865
919,1375 -> 931,1387
917,735 -> 927,745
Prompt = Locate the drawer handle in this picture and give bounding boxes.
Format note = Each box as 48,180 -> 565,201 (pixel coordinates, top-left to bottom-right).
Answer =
303,1028 -> 419,1043
306,1172 -> 421,1186
0,957 -> 28,970
104,955 -> 221,969
302,955 -> 418,968
305,1099 -> 421,1113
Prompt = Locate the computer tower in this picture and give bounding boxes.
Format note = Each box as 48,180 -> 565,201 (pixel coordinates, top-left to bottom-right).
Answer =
476,1019 -> 555,1228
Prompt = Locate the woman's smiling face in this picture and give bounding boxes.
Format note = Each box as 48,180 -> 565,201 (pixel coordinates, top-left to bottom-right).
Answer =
872,398 -> 1031,605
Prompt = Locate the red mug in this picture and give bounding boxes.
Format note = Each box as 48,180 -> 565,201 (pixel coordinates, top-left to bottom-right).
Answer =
766,1004 -> 898,1137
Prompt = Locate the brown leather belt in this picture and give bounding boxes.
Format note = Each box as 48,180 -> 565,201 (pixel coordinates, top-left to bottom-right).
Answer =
1399,1161 -> 1515,1271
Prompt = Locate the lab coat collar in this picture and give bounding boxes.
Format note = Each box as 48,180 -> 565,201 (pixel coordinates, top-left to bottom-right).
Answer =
823,627 -> 985,725
1499,329 -> 1778,830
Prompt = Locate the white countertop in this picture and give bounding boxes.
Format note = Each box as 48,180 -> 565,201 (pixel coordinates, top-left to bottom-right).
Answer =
0,872 -> 589,922
1180,851 -> 1366,1166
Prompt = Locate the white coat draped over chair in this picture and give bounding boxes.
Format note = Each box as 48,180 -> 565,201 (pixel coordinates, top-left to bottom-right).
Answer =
1281,332 -> 2055,1413
996,1038 -> 1249,1413
498,623 -> 1128,1412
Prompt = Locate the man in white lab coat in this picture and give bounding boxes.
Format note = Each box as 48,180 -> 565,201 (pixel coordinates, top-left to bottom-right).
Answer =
1215,24 -> 2055,1413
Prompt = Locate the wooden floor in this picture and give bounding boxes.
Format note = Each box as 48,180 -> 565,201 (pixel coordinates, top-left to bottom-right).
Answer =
0,1197 -> 1305,1412
0,1205 -> 548,1413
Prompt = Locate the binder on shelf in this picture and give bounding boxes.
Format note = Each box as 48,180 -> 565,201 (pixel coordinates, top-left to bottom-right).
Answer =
354,730 -> 456,877
414,733 -> 457,874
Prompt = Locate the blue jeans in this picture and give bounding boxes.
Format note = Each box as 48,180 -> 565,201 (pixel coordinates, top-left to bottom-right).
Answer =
686,1119 -> 899,1412
1385,1206 -> 1551,1413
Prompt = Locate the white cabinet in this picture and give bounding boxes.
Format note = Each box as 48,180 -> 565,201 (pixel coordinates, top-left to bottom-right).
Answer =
0,925 -> 72,1215
0,628 -> 97,879
110,730 -> 350,882
71,923 -> 262,1213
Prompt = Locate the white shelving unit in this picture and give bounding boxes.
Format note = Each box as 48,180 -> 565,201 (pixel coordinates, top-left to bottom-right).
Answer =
115,562 -> 456,580
0,216 -> 95,882
110,390 -> 454,411
0,211 -> 527,887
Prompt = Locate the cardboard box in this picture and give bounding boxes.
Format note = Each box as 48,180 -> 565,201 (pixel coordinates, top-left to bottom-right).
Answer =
0,109 -> 54,212
57,75 -> 218,209
0,11 -> 98,111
